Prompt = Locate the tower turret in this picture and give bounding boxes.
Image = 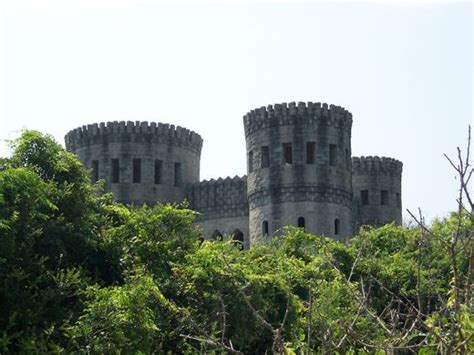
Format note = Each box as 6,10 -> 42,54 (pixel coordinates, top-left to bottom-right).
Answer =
65,121 -> 202,205
352,156 -> 403,229
244,101 -> 353,244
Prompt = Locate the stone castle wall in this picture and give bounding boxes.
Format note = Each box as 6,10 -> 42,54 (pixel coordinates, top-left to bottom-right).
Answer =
189,176 -> 249,246
64,101 -> 403,248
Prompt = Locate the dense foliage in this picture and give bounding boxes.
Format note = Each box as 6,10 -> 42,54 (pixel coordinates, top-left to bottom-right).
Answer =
0,131 -> 472,353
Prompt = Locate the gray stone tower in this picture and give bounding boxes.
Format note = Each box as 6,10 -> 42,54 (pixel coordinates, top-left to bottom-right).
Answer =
243,102 -> 354,244
352,156 -> 403,228
65,121 -> 202,205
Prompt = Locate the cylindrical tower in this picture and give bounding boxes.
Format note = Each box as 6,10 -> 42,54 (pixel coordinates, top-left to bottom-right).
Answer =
65,121 -> 202,205
244,101 -> 353,244
352,156 -> 403,229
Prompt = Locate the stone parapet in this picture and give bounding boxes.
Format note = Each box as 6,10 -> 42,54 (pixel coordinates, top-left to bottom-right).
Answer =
65,121 -> 203,154
243,102 -> 352,137
352,156 -> 403,175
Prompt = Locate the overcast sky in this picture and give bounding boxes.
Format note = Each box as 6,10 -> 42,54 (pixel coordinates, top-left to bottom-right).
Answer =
0,0 -> 472,222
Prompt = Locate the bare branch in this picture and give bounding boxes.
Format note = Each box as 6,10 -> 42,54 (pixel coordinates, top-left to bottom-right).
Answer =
444,153 -> 459,171
180,334 -> 243,354
219,295 -> 227,345
348,239 -> 365,283
306,288 -> 313,354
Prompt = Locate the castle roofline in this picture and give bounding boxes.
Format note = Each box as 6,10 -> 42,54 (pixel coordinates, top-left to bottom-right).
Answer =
352,156 -> 403,175
243,101 -> 352,137
65,121 -> 203,154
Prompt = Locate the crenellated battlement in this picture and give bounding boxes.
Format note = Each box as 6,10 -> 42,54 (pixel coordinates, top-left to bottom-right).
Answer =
65,121 -> 203,154
190,175 -> 248,219
352,156 -> 403,175
243,101 -> 353,137
193,175 -> 247,187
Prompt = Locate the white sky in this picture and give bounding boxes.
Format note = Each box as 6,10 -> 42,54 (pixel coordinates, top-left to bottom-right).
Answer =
0,0 -> 472,222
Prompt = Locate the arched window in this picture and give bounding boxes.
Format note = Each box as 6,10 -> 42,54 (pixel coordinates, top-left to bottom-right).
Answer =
232,229 -> 244,250
297,217 -> 305,230
262,220 -> 269,236
211,230 -> 223,241
334,219 -> 340,235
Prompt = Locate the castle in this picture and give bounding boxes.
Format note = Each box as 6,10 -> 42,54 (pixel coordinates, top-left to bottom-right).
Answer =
65,101 -> 403,248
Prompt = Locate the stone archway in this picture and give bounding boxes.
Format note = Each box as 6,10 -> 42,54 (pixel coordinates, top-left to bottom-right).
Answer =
211,229 -> 223,241
231,229 -> 244,250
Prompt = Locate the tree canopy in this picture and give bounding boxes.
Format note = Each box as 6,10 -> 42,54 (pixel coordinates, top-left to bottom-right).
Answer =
0,130 -> 472,353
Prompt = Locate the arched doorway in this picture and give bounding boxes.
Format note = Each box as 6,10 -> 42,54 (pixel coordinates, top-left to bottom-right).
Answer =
262,220 -> 269,236
232,229 -> 244,250
211,230 -> 223,241
297,217 -> 305,230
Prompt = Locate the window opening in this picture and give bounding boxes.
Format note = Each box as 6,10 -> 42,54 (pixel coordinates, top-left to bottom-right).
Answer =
335,219 -> 340,235
361,190 -> 369,205
297,217 -> 305,229
174,162 -> 182,187
111,159 -> 120,183
262,220 -> 269,235
329,144 -> 337,166
154,160 -> 162,184
232,229 -> 244,250
248,151 -> 254,173
283,143 -> 293,164
133,158 -> 141,183
92,160 -> 99,182
211,230 -> 223,241
261,146 -> 270,168
306,142 -> 316,164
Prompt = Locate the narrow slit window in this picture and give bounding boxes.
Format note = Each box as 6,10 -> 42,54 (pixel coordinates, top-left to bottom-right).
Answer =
329,144 -> 337,166
396,193 -> 401,208
133,158 -> 141,183
297,217 -> 305,230
361,190 -> 369,205
381,190 -> 389,205
248,151 -> 254,173
262,220 -> 269,235
335,219 -> 340,235
174,162 -> 182,187
283,143 -> 293,164
306,142 -> 316,164
111,159 -> 120,183
92,160 -> 99,182
261,146 -> 269,168
154,159 -> 162,184
345,148 -> 350,168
